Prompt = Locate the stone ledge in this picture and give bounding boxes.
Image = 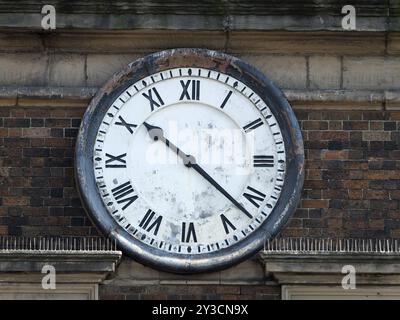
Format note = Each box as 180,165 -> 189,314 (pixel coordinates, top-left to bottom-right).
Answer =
0,86 -> 399,110
0,251 -> 122,274
260,238 -> 400,285
0,30 -> 394,54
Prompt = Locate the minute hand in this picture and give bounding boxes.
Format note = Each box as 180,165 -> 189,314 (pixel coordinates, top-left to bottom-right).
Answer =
143,122 -> 253,219
189,163 -> 253,219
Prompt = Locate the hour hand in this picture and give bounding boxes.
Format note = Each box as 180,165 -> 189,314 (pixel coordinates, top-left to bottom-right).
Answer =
143,122 -> 164,141
143,122 -> 194,166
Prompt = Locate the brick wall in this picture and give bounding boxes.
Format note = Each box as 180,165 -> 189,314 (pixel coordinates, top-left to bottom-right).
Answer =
1,107 -> 399,239
0,30 -> 399,299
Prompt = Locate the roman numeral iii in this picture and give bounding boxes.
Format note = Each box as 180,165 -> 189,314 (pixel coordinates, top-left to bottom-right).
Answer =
111,181 -> 138,210
139,209 -> 163,236
105,153 -> 127,168
181,222 -> 197,243
179,80 -> 200,101
142,87 -> 164,111
243,186 -> 266,208
253,155 -> 274,168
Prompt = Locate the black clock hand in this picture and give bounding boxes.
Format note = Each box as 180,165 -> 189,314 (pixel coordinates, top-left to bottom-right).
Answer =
189,163 -> 253,219
143,122 -> 195,166
143,122 -> 253,219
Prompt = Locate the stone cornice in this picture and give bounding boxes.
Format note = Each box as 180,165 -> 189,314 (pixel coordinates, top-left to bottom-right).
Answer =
0,1 -> 398,31
0,87 -> 398,110
0,30 -> 398,55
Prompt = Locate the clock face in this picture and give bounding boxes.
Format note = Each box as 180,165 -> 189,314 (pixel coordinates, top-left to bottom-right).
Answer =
76,49 -> 304,273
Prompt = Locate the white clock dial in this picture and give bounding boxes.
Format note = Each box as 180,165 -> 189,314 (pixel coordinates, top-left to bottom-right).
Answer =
92,67 -> 286,255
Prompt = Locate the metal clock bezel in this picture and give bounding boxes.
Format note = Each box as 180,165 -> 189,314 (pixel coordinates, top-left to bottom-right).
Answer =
75,48 -> 304,274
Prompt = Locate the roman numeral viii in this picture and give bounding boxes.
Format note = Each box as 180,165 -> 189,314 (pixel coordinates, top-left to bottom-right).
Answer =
105,153 -> 126,168
243,186 -> 266,208
253,155 -> 274,168
179,80 -> 200,101
139,209 -> 162,236
181,222 -> 197,243
142,87 -> 164,111
111,181 -> 138,210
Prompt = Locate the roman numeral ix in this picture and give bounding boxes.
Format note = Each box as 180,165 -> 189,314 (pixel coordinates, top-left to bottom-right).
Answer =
179,80 -> 200,101
253,155 -> 274,168
105,153 -> 126,168
139,209 -> 162,236
111,181 -> 138,210
142,87 -> 164,111
243,186 -> 266,208
181,222 -> 197,243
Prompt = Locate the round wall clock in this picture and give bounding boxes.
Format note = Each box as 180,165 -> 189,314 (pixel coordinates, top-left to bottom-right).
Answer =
75,48 -> 304,273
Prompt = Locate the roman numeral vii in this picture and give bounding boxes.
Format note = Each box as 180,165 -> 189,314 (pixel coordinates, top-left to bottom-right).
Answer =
139,209 -> 163,236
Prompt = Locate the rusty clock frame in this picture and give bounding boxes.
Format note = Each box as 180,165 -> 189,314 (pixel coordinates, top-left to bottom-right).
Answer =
75,48 -> 305,273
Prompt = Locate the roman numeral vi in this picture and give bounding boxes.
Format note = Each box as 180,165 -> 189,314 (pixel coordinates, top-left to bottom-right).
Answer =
181,222 -> 197,243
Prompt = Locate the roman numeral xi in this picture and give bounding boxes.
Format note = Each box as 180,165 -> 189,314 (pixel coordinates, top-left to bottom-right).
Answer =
142,87 -> 164,111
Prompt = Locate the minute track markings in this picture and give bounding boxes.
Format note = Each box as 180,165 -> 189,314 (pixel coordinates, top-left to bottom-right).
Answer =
92,67 -> 287,256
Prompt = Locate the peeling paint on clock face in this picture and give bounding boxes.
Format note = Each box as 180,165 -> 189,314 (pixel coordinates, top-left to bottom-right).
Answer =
93,67 -> 286,255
